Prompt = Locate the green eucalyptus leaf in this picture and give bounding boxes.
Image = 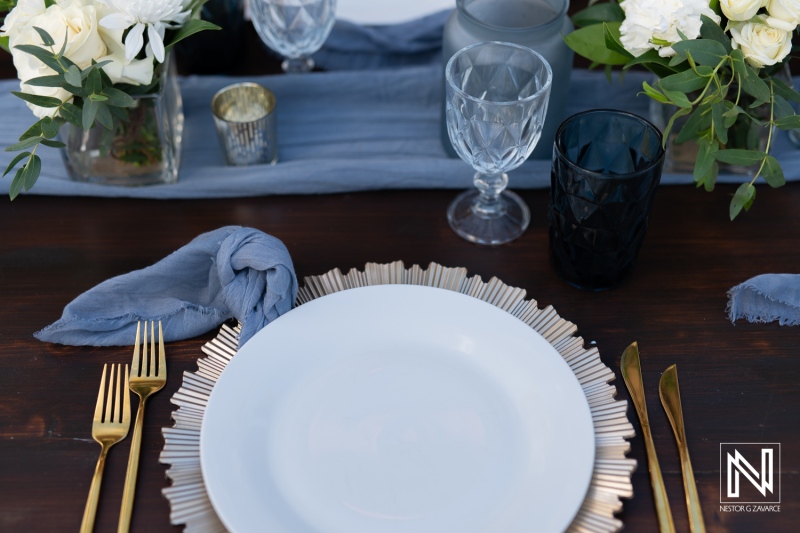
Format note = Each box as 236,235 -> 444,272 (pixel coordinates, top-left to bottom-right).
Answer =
658,66 -> 712,93
662,88 -> 692,108
623,48 -> 680,78
722,103 -> 743,128
675,104 -> 712,144
3,151 -> 31,177
40,117 -> 60,139
700,14 -> 732,52
87,93 -> 108,102
730,182 -> 756,220
32,26 -> 55,47
671,39 -> 728,68
0,36 -> 9,53
711,102 -> 729,144
40,139 -> 67,148
11,90 -> 62,108
65,65 -> 81,87
9,167 -> 25,200
693,138 -> 719,186
59,102 -> 83,127
772,94 -> 795,120
642,81 -> 670,103
108,104 -> 130,123
563,23 -> 631,65
762,155 -> 785,188
86,67 -> 102,95
19,120 -> 43,140
571,3 -> 625,26
13,44 -> 63,72
732,50 -> 771,103
772,78 -> 800,104
774,114 -> 800,130
165,19 -> 221,50
94,102 -> 113,130
602,22 -> 633,60
82,98 -> 99,131
713,148 -> 766,166
22,154 -> 41,190
24,74 -> 66,88
101,87 -> 135,107
5,136 -> 41,152
663,107 -> 692,144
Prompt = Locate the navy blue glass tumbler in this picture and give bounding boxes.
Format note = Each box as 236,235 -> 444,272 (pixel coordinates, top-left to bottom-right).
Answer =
548,110 -> 665,290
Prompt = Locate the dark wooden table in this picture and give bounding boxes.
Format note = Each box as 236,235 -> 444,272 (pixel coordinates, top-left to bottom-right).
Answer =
0,183 -> 798,532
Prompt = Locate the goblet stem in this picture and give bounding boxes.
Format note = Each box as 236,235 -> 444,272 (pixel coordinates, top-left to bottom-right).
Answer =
472,172 -> 509,217
282,56 -> 315,73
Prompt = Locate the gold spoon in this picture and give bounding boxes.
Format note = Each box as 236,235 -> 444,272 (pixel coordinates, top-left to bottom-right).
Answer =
659,364 -> 706,533
621,342 -> 676,533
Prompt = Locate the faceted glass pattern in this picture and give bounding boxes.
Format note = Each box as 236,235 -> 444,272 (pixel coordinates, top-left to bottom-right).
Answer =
548,110 -> 665,290
251,0 -> 336,72
446,42 -> 552,175
445,41 -> 552,245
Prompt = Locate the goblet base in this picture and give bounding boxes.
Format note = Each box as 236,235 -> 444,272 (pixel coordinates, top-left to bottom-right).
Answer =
282,56 -> 315,73
447,189 -> 530,245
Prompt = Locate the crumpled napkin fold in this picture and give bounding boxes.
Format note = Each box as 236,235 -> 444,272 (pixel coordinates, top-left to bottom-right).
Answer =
35,226 -> 298,347
727,274 -> 800,326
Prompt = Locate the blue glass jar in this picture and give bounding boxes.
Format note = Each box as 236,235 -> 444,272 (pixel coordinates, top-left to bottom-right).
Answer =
442,0 -> 573,159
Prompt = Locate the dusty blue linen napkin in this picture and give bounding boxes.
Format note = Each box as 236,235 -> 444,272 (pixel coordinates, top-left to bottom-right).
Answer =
315,9 -> 450,70
34,226 -> 298,347
727,274 -> 800,326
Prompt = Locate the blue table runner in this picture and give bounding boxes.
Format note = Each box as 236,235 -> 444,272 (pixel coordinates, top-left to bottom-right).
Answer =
2,67 -> 799,199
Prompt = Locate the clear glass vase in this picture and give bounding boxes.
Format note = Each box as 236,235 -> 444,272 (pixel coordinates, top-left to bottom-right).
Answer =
60,56 -> 184,186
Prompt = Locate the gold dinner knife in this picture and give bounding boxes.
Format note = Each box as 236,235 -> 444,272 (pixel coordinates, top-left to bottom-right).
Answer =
621,342 -> 676,533
659,364 -> 706,533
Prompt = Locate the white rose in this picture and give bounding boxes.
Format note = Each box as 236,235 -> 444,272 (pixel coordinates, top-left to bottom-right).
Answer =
767,0 -> 800,28
620,0 -> 722,58
729,17 -> 793,67
720,0 -> 765,21
0,0 -> 46,37
9,0 -> 108,118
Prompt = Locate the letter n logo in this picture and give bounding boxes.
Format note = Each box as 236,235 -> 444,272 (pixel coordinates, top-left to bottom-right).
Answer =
720,443 -> 780,504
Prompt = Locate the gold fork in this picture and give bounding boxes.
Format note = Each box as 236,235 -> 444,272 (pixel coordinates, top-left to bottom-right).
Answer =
80,363 -> 131,533
118,321 -> 167,533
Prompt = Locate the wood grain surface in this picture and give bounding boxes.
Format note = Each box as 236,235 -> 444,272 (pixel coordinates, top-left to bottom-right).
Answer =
0,184 -> 798,532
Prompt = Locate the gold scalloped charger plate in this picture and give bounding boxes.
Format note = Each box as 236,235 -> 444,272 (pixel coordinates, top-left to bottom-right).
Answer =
200,285 -> 595,533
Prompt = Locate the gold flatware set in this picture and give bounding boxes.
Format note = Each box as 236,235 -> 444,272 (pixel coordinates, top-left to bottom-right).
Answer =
79,321 -> 167,533
621,341 -> 706,533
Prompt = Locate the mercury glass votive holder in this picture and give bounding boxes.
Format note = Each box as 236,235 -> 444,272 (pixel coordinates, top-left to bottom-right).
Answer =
211,83 -> 279,166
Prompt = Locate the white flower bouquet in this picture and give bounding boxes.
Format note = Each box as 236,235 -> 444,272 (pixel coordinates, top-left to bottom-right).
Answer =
0,0 -> 219,198
565,0 -> 800,219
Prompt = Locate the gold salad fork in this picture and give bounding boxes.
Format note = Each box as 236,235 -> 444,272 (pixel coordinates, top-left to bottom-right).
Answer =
80,363 -> 131,533
118,321 -> 167,533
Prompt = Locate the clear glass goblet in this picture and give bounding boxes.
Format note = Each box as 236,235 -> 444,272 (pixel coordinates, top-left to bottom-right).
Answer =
445,41 -> 553,245
250,0 -> 337,73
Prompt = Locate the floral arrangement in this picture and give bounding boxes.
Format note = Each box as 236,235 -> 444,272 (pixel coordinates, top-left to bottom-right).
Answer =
0,0 -> 218,199
565,0 -> 800,219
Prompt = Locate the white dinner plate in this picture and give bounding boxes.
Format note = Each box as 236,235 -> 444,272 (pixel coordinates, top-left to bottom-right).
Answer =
336,0 -> 454,25
201,285 -> 594,533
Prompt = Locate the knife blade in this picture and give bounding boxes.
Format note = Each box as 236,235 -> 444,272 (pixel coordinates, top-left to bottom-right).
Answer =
659,364 -> 706,533
621,341 -> 676,533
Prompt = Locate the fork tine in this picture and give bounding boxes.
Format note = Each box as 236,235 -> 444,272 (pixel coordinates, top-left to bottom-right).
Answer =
157,321 -> 166,377
149,320 -> 156,376
122,364 -> 131,425
132,321 -> 141,378
94,364 -> 107,423
104,364 -> 115,423
111,364 -> 120,424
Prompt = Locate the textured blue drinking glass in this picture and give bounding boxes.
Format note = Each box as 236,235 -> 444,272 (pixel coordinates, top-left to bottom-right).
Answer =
548,109 -> 665,290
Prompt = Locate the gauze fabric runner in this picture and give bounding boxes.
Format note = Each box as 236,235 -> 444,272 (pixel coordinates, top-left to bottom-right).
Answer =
4,67 -> 800,199
727,274 -> 800,326
34,226 -> 298,347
